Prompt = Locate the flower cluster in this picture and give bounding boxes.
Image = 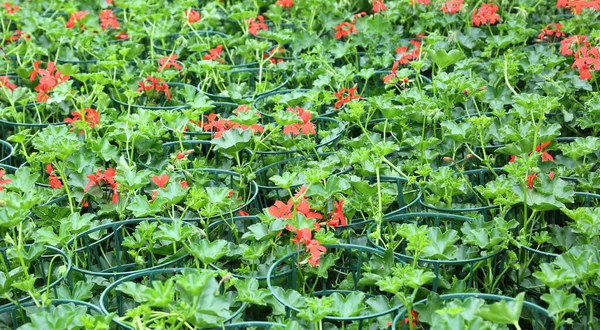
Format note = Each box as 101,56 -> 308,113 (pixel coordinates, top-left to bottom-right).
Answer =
0,169 -> 11,191
29,61 -> 70,102
396,40 -> 421,65
247,15 -> 268,36
283,106 -> 316,136
197,105 -> 264,138
471,3 -> 500,26
66,10 -> 89,29
203,45 -> 224,62
560,35 -> 599,80
537,22 -> 565,41
84,168 -> 118,204
334,21 -> 357,39
45,164 -> 63,189
64,108 -> 100,132
373,0 -> 386,13
264,47 -> 286,65
333,86 -> 361,108
2,2 -> 19,14
150,174 -> 189,200
136,76 -> 171,100
99,9 -> 119,29
157,54 -> 182,72
276,0 -> 293,8
441,0 -> 464,14
0,76 -> 17,91
185,9 -> 200,24
556,0 -> 600,14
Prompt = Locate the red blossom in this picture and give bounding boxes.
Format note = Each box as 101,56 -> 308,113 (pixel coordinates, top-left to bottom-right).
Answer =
527,173 -> 537,189
283,106 -> 316,136
537,23 -> 565,41
334,22 -> 357,39
535,141 -> 555,162
333,87 -> 360,108
441,0 -> 464,14
373,0 -> 386,12
264,47 -> 286,65
572,46 -> 600,80
2,2 -> 19,14
0,76 -> 17,91
286,224 -> 313,244
29,61 -> 70,103
248,15 -> 268,36
276,0 -> 293,8
269,200 -> 294,219
199,112 -> 263,138
0,169 -> 11,191
203,45 -> 224,62
8,30 -> 28,42
64,108 -> 100,132
84,168 -> 118,204
306,239 -> 326,266
471,3 -> 500,26
152,174 -> 169,189
560,35 -> 588,56
395,40 -> 421,65
239,210 -> 249,216
185,9 -> 201,23
136,76 -> 171,100
99,9 -> 119,29
180,181 -> 189,188
66,10 -> 89,29
557,0 -> 600,14
157,54 -> 182,72
327,199 -> 346,227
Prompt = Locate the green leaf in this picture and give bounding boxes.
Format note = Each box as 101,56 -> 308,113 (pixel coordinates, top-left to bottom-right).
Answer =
330,292 -> 366,317
476,292 -> 525,325
428,49 -> 464,69
187,239 -> 229,264
541,288 -> 582,317
233,277 -> 271,306
211,128 -> 252,154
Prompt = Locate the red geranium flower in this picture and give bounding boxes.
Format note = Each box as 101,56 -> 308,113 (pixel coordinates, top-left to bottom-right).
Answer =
0,169 -> 11,191
66,10 -> 89,29
269,200 -> 294,219
203,45 -> 224,62
0,76 -> 17,91
185,9 -> 200,23
334,87 -> 361,108
572,46 -> 600,80
2,2 -> 19,14
84,168 -> 119,204
537,22 -> 565,41
46,164 -> 63,190
334,22 -> 357,39
157,54 -> 182,72
64,108 -> 100,132
327,199 -> 346,227
136,76 -> 171,100
276,0 -> 293,8
29,61 -> 70,103
283,106 -> 316,136
441,0 -> 464,14
151,174 -> 169,189
535,141 -> 555,162
248,15 -> 268,36
306,239 -> 326,266
99,9 -> 119,29
560,35 -> 588,56
471,3 -> 500,26
373,0 -> 386,12
286,224 -> 313,244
